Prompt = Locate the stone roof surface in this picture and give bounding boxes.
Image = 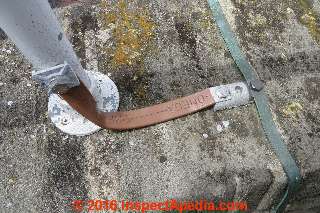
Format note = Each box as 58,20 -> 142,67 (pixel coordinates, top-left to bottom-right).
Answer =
0,0 -> 320,212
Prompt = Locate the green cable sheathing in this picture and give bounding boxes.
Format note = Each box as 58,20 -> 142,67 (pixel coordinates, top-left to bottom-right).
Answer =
207,0 -> 301,212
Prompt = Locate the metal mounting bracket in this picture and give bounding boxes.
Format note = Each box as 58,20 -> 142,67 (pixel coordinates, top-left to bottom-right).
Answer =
48,70 -> 119,136
32,63 -> 80,95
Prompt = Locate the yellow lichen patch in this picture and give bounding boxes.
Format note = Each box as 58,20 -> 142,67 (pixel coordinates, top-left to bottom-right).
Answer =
8,176 -> 17,184
199,10 -> 215,30
232,0 -> 289,46
282,102 -> 303,119
98,0 -> 155,67
298,0 -> 320,44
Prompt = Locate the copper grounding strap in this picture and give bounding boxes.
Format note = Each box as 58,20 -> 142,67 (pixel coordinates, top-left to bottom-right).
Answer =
60,82 -> 215,130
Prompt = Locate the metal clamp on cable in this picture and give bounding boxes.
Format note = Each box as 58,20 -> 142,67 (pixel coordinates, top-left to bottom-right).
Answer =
250,79 -> 264,92
210,82 -> 251,111
32,63 -> 80,95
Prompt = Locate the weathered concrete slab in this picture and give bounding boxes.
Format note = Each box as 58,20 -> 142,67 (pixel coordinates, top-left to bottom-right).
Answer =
0,0 -> 319,212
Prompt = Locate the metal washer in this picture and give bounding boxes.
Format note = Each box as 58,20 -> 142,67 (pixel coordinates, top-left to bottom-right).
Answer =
48,71 -> 119,136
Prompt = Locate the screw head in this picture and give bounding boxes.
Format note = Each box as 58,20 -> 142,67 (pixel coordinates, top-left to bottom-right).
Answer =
61,118 -> 69,125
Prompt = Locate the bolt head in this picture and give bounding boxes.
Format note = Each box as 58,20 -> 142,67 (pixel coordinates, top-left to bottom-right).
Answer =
250,79 -> 264,91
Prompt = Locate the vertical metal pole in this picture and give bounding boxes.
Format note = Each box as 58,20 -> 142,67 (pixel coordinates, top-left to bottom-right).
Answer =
0,0 -> 91,88
0,0 -> 120,136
